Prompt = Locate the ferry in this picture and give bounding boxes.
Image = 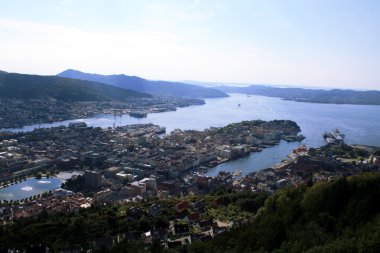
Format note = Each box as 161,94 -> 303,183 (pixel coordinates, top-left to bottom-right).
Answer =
323,129 -> 345,144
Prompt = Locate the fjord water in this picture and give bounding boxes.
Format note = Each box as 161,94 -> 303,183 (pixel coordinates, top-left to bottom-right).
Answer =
6,94 -> 380,176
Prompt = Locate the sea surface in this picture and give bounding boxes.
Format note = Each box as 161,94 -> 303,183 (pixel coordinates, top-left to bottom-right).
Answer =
3,93 -> 380,177
0,177 -> 62,201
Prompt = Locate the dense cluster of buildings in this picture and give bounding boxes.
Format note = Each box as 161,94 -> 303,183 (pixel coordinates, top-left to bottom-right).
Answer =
0,120 -> 306,209
1,118 -> 379,251
0,96 -> 204,129
88,198 -> 236,251
0,190 -> 92,225
232,143 -> 380,194
1,119 -> 378,207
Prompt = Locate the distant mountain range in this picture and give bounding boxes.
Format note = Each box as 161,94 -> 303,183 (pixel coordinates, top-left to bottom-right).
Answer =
0,71 -> 151,101
3,69 -> 377,105
58,69 -> 229,99
217,85 -> 380,105
181,80 -> 249,88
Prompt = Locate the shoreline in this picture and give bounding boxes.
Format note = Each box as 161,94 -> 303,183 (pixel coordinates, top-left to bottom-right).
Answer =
189,139 -> 304,177
0,98 -> 206,131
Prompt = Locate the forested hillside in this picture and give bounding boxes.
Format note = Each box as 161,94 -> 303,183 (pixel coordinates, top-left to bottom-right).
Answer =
0,71 -> 151,101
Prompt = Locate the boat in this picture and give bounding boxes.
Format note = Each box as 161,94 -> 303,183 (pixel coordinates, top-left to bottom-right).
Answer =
323,129 -> 345,144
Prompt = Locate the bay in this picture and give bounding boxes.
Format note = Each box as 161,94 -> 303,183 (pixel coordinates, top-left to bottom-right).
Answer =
3,94 -> 380,176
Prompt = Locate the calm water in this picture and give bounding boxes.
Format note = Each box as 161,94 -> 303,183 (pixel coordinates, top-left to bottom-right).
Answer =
0,178 -> 62,201
3,94 -> 380,176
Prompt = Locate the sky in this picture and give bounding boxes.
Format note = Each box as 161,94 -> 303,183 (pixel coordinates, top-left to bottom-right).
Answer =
0,0 -> 379,90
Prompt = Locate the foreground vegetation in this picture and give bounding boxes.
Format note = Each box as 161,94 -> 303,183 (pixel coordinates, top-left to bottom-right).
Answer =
0,190 -> 266,252
2,172 -> 380,252
183,172 -> 380,253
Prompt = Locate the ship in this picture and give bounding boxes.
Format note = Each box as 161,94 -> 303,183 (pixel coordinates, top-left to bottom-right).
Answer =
323,129 -> 345,144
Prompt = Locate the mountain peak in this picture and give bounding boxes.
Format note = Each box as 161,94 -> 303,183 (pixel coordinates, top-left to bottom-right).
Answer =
58,69 -> 86,76
0,71 -> 152,101
57,69 -> 229,99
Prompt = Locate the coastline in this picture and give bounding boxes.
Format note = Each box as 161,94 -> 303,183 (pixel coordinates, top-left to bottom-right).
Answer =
0,97 -> 206,131
0,101 -> 206,133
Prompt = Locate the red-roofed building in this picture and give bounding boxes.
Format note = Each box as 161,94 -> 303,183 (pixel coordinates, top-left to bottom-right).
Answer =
175,201 -> 189,213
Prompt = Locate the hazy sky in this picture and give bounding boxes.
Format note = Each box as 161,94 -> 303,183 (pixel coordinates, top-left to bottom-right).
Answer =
0,0 -> 379,89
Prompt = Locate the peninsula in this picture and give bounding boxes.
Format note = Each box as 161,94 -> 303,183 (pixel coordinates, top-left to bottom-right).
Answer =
0,120 -> 304,186
0,123 -> 379,252
0,71 -> 205,129
216,85 -> 380,105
